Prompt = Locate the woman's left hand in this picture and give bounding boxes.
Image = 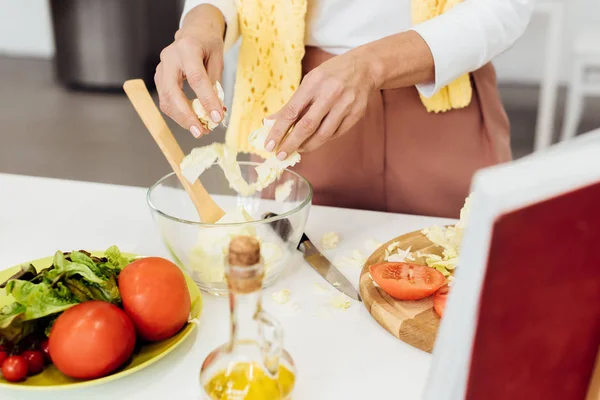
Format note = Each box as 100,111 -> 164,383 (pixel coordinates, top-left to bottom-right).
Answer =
264,51 -> 378,159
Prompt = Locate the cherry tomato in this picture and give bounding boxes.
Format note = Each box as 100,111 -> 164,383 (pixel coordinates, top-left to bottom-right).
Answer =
0,352 -> 7,365
433,285 -> 450,318
21,350 -> 45,375
369,262 -> 446,301
49,301 -> 136,379
39,339 -> 51,363
119,257 -> 191,341
2,356 -> 28,382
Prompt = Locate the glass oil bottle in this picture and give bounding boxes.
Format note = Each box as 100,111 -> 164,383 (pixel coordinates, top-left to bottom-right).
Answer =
200,236 -> 296,399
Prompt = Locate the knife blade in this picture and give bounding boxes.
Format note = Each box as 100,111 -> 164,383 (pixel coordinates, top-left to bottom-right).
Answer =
262,212 -> 361,301
298,234 -> 362,302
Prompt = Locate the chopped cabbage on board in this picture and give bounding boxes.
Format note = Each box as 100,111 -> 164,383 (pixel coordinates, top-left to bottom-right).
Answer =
385,246 -> 415,263
420,195 -> 472,276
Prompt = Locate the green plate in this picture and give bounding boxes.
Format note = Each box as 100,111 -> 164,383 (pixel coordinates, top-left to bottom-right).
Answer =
0,251 -> 203,391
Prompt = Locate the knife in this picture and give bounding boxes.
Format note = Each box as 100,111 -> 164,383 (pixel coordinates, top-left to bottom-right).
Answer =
262,212 -> 362,302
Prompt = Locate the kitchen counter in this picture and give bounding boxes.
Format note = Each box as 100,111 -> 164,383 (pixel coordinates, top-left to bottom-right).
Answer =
0,173 -> 456,400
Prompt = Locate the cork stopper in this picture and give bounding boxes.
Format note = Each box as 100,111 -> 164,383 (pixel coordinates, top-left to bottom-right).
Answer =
227,236 -> 263,294
228,236 -> 261,267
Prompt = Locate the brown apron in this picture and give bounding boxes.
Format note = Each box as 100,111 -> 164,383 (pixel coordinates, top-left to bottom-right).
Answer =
257,46 -> 512,219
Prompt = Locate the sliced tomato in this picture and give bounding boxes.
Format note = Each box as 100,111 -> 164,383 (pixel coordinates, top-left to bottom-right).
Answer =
433,285 -> 450,318
369,262 -> 446,301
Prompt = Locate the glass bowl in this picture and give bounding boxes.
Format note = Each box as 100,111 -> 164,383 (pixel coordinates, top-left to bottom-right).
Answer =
147,162 -> 312,295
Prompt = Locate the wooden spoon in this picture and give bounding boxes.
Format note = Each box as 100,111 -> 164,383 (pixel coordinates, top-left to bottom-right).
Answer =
123,79 -> 225,223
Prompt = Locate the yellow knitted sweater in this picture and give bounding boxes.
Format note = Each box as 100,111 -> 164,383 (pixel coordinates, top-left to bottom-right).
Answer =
227,0 -> 472,154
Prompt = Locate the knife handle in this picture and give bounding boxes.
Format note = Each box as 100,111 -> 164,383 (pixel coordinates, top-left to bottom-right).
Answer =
262,212 -> 309,250
297,233 -> 310,251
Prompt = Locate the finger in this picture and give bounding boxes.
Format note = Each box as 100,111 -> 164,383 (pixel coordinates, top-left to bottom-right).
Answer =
335,113 -> 362,138
179,46 -> 223,124
299,106 -> 347,152
157,59 -> 207,137
264,88 -> 313,155
276,98 -> 331,159
205,52 -> 224,86
154,63 -> 163,87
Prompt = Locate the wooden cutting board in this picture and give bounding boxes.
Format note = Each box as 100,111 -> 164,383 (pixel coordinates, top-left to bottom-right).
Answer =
359,230 -> 446,353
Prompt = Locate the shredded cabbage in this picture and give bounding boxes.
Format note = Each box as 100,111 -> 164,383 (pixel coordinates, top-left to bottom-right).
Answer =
180,119 -> 301,196
420,195 -> 472,276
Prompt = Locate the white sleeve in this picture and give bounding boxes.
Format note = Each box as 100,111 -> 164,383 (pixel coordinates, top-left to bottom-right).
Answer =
410,0 -> 535,98
180,0 -> 240,52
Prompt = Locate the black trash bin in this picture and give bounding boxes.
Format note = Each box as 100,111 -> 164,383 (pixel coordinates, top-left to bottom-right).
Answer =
50,0 -> 182,90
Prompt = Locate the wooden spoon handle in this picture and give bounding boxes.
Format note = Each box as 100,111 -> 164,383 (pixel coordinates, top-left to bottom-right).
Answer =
123,79 -> 225,223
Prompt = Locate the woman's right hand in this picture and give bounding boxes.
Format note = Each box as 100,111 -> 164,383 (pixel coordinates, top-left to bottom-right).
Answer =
155,5 -> 226,138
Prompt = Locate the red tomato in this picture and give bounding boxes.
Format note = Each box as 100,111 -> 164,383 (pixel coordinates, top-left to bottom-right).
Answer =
21,350 -> 45,375
39,339 -> 51,363
434,285 -> 450,318
49,301 -> 136,379
2,356 -> 28,382
119,257 -> 191,342
369,262 -> 446,301
0,352 -> 7,365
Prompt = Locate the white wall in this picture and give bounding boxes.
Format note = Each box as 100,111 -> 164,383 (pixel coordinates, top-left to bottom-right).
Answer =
0,0 -> 598,84
0,0 -> 54,58
494,0 -> 600,84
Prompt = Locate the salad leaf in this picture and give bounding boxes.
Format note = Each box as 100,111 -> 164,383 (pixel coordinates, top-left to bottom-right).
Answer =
44,317 -> 57,337
0,302 -> 36,343
47,252 -> 104,285
62,277 -> 96,303
48,250 -> 121,303
0,303 -> 26,329
95,273 -> 120,303
104,245 -> 132,271
5,280 -> 77,321
68,251 -> 106,278
0,264 -> 37,289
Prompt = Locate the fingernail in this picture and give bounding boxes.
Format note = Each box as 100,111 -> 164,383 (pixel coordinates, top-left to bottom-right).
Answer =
265,140 -> 276,152
277,151 -> 287,161
190,126 -> 201,138
211,110 -> 222,123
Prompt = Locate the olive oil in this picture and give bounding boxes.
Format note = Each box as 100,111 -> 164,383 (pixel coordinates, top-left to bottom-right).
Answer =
200,237 -> 297,400
204,362 -> 295,400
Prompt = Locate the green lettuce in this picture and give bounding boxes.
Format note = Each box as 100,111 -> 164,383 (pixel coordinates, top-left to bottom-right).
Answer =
48,251 -> 104,284
0,246 -> 132,344
0,264 -> 37,289
104,245 -> 132,271
0,302 -> 36,343
5,280 -> 77,321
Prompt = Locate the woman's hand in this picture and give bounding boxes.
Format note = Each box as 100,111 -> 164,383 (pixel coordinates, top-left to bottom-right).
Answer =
264,51 -> 378,159
155,5 -> 226,138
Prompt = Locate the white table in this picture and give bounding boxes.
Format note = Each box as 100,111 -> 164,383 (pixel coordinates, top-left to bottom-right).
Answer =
0,173 -> 455,400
